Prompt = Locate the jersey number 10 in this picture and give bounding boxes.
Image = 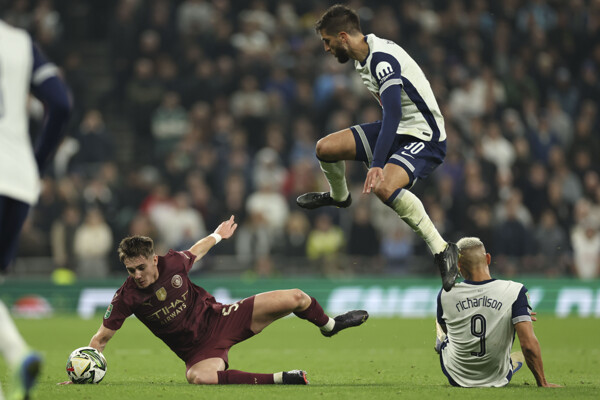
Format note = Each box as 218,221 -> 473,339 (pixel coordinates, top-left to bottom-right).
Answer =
470,314 -> 486,357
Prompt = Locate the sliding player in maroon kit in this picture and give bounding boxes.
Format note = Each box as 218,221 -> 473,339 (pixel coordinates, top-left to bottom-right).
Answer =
73,216 -> 367,385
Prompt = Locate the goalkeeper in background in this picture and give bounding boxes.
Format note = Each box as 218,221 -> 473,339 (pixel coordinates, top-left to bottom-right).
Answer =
0,18 -> 71,400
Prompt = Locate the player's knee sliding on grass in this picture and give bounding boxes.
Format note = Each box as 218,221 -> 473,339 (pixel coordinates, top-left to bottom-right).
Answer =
72,216 -> 368,386
296,5 -> 458,291
187,290 -> 367,385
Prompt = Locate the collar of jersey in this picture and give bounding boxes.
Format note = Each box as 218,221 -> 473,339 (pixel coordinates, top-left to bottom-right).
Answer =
462,278 -> 496,285
359,35 -> 371,67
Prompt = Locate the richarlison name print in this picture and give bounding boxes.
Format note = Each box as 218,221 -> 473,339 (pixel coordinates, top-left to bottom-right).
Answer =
455,295 -> 502,312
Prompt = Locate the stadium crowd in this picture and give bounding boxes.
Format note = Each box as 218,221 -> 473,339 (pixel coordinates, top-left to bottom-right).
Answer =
3,0 -> 600,280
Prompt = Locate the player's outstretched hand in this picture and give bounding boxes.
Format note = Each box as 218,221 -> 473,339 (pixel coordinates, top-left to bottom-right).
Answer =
363,167 -> 384,194
215,215 -> 238,240
57,381 -> 72,385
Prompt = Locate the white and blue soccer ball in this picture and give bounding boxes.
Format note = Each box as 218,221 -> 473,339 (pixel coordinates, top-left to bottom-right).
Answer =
66,346 -> 107,384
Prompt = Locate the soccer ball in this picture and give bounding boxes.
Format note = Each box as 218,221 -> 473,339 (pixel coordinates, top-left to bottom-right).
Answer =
66,346 -> 107,384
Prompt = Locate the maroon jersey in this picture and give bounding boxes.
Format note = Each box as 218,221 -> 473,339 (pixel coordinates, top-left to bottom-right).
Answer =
103,250 -> 220,362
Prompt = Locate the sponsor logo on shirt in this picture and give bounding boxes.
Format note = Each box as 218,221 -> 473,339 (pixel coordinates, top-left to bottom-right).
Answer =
155,287 -> 167,301
172,275 -> 182,288
148,290 -> 189,325
375,61 -> 394,83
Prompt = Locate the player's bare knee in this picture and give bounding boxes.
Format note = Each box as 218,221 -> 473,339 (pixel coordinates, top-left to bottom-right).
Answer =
315,138 -> 335,161
315,138 -> 326,159
290,289 -> 310,309
186,370 -> 215,385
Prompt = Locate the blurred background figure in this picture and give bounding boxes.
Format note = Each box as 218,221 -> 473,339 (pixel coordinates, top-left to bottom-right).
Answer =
306,213 -> 345,276
73,208 -> 113,279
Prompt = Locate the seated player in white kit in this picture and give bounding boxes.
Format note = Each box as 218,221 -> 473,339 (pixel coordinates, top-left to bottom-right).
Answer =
435,237 -> 560,388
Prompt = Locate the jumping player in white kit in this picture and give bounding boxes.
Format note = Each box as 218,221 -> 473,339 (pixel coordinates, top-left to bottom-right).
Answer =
436,237 -> 560,388
0,19 -> 71,400
297,4 -> 458,291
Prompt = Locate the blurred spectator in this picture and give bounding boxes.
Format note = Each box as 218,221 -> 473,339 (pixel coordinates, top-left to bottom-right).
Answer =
150,191 -> 206,249
381,224 -> 414,274
229,75 -> 269,150
230,13 -> 271,60
71,110 -> 114,175
306,213 -> 345,276
107,0 -> 139,107
493,196 -> 532,274
534,210 -> 569,275
235,211 -> 272,272
16,215 -> 49,258
275,211 -> 310,259
480,121 -> 515,175
545,97 -> 573,147
126,58 -> 165,163
50,205 -> 81,271
73,208 -> 113,278
3,0 -> 33,31
151,91 -> 189,159
520,163 -> 549,222
246,179 -> 289,239
252,147 -> 287,193
176,0 -> 214,38
547,147 -> 583,205
570,220 -> 600,280
347,205 -> 381,273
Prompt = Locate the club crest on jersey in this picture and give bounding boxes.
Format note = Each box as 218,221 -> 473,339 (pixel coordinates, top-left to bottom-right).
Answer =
171,275 -> 182,288
155,287 -> 167,301
375,61 -> 394,83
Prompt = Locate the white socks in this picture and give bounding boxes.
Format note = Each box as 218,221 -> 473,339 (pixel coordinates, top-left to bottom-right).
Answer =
389,189 -> 447,255
319,317 -> 336,332
319,160 -> 349,202
0,301 -> 28,368
273,372 -> 283,384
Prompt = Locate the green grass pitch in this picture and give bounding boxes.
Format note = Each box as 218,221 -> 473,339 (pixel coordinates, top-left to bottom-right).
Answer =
1,315 -> 599,399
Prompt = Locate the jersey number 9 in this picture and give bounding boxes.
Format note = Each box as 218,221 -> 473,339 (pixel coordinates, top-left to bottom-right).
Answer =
470,314 -> 486,357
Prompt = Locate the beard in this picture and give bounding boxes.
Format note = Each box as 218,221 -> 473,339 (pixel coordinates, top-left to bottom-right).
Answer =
332,47 -> 350,63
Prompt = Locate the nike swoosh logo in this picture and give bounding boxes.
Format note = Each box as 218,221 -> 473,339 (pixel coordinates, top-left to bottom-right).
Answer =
401,151 -> 415,159
415,217 -> 423,227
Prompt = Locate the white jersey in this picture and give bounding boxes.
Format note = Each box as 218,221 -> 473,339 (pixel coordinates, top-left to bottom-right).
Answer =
437,279 -> 531,387
355,34 -> 446,142
0,20 -> 57,205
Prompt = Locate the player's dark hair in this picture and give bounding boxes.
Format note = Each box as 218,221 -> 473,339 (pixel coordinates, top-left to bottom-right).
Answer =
118,235 -> 155,263
315,4 -> 361,35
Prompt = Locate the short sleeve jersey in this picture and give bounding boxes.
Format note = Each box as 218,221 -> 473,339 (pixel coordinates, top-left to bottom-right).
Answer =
437,279 -> 531,387
103,250 -> 219,361
355,34 -> 446,143
0,20 -> 59,205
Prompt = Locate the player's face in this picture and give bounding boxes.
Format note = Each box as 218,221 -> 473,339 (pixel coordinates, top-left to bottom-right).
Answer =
319,31 -> 350,63
124,255 -> 159,289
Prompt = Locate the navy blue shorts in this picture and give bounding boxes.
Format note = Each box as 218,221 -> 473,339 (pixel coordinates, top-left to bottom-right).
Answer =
350,121 -> 446,187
